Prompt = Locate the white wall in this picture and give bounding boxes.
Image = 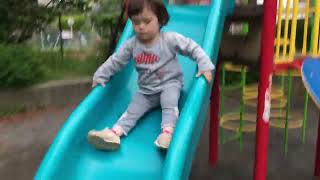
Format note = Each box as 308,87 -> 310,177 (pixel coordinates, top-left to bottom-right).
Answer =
38,0 -> 51,6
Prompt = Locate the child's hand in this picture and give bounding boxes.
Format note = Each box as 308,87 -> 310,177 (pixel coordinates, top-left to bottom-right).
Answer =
196,70 -> 212,83
92,80 -> 106,88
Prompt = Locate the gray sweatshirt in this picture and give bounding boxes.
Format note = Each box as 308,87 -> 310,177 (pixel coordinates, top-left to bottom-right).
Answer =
93,32 -> 215,95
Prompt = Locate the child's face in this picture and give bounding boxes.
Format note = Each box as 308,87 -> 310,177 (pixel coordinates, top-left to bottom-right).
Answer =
131,5 -> 160,44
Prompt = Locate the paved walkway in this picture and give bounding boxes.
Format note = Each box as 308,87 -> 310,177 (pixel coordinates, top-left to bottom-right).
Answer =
0,105 -> 76,180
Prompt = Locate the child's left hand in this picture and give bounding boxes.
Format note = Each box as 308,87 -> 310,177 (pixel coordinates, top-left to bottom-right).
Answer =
196,70 -> 212,83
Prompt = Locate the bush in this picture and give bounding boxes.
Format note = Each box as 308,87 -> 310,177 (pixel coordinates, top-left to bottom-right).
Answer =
0,44 -> 45,88
36,50 -> 99,80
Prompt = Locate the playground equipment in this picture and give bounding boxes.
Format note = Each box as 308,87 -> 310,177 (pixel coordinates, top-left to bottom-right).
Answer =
303,58 -> 320,177
35,0 -> 235,179
302,58 -> 320,109
35,0 -> 320,179
210,0 -> 320,179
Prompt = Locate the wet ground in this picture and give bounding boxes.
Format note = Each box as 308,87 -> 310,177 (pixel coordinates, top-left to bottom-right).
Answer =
191,94 -> 320,180
0,94 -> 319,179
0,105 -> 77,180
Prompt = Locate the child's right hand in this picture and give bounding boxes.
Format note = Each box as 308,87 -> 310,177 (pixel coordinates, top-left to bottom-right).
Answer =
92,80 -> 106,88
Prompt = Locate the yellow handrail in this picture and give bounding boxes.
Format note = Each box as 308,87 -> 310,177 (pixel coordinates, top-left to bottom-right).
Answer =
312,0 -> 320,57
274,0 -> 320,64
275,0 -> 284,62
282,0 -> 292,61
302,0 -> 310,55
288,0 -> 299,61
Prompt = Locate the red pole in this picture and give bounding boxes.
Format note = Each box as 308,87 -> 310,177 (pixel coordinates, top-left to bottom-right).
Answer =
209,60 -> 220,166
253,0 -> 278,179
314,113 -> 320,176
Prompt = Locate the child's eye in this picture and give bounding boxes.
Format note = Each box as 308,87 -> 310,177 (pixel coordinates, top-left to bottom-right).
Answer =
142,18 -> 152,24
132,20 -> 141,25
144,20 -> 151,24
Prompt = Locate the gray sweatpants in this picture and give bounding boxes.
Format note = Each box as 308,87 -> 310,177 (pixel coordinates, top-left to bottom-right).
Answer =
114,85 -> 181,135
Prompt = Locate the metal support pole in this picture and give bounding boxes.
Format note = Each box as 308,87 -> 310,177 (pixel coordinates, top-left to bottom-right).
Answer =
209,60 -> 221,166
253,0 -> 278,179
314,113 -> 320,176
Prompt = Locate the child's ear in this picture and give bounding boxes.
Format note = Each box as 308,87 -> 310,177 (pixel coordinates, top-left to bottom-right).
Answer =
160,20 -> 165,26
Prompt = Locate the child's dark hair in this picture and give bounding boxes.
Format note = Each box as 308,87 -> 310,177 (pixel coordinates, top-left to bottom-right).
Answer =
128,0 -> 170,27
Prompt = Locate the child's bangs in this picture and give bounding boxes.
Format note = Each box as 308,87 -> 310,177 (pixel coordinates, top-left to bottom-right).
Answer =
128,0 -> 145,17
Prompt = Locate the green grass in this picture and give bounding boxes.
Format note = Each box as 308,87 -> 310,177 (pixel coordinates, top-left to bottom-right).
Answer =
0,44 -> 103,89
37,50 -> 101,83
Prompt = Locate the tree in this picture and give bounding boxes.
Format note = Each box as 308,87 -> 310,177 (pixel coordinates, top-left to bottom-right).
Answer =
0,0 -> 55,43
0,0 -> 88,44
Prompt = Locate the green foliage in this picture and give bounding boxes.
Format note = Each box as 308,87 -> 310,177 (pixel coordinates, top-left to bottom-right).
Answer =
0,44 -> 100,88
59,15 -> 86,30
95,13 -> 119,28
90,0 -> 122,39
86,0 -> 124,57
37,50 -> 99,80
0,0 -> 90,44
91,12 -> 121,45
48,0 -> 89,12
0,44 -> 45,88
0,0 -> 123,88
0,0 -> 55,44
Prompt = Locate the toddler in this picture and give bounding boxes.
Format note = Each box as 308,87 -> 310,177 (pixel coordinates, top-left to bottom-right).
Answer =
87,0 -> 214,150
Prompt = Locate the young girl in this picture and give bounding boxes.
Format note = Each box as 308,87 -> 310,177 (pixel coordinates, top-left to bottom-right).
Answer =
87,0 -> 214,150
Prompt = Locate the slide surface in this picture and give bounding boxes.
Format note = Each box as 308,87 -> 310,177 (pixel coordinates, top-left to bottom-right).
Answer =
35,1 -> 234,179
302,58 -> 320,109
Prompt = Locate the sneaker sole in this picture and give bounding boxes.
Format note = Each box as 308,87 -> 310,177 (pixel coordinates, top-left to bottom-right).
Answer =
154,140 -> 168,150
87,134 -> 119,151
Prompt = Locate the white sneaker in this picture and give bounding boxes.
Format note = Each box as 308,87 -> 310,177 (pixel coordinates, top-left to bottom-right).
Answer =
154,129 -> 173,149
87,128 -> 120,151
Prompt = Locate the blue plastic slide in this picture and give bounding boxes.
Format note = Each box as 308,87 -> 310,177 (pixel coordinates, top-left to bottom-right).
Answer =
35,1 -> 234,179
302,58 -> 320,109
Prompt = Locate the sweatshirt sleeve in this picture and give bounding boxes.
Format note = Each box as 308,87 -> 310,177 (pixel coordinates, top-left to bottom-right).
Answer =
93,38 -> 134,84
168,32 -> 215,72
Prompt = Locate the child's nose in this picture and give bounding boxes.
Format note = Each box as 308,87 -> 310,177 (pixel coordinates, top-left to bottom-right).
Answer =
138,23 -> 145,30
